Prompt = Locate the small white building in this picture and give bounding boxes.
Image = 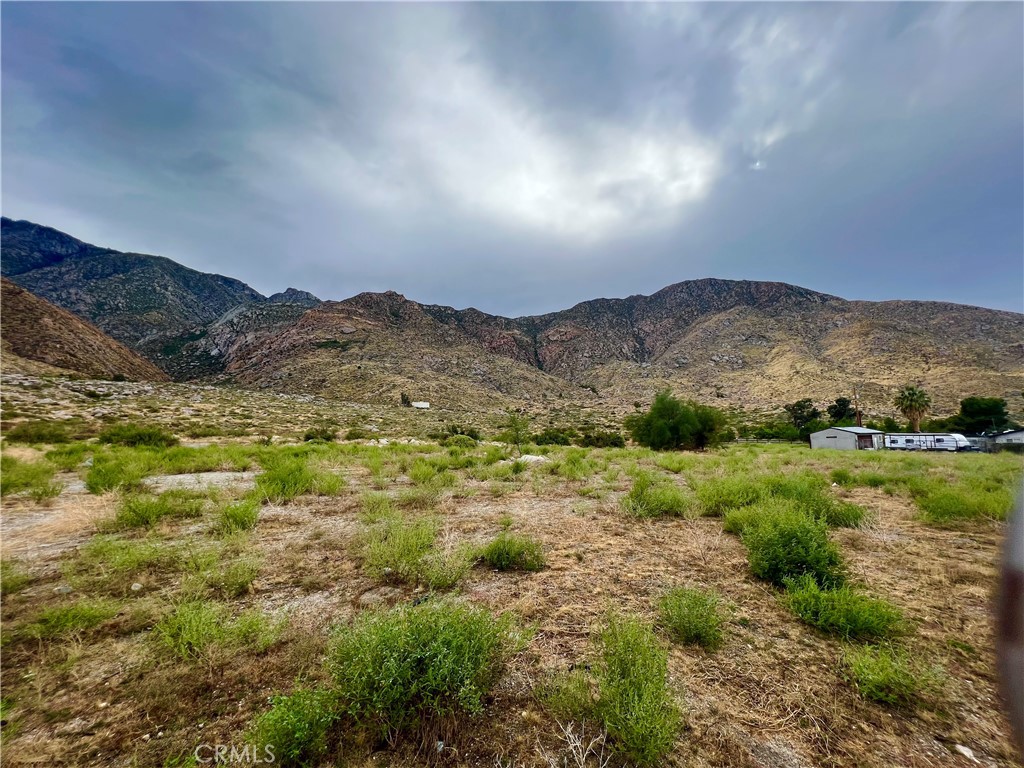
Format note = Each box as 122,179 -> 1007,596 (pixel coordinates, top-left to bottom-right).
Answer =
809,426 -> 883,451
995,429 -> 1024,445
411,401 -> 430,409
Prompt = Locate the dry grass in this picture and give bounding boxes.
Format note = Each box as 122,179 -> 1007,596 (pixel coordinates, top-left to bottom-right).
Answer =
0,401 -> 1020,768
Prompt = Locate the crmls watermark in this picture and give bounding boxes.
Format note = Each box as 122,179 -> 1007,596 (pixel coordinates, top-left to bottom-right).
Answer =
193,744 -> 275,764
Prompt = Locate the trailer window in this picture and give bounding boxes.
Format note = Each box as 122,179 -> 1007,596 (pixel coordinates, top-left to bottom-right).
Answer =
906,439 -> 915,444
935,438 -> 944,443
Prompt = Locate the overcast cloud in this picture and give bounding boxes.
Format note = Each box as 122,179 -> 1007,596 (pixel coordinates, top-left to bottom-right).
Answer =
2,2 -> 1021,314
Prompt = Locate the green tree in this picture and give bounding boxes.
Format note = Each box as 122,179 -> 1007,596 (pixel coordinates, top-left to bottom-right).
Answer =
624,390 -> 729,451
400,392 -> 412,408
893,385 -> 931,433
500,410 -> 531,456
783,399 -> 821,432
826,397 -> 856,424
953,397 -> 1012,434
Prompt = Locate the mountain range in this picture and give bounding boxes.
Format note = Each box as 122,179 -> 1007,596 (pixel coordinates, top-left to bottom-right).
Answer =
2,216 -> 1022,418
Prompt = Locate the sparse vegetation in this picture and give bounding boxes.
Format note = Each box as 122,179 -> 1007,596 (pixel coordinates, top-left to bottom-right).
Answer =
23,599 -> 120,639
217,496 -> 262,533
784,576 -> 905,640
843,645 -> 943,708
0,454 -> 62,500
3,420 -> 71,444
361,514 -> 471,588
154,600 -> 278,661
327,600 -> 517,746
250,687 -> 338,767
98,422 -> 179,447
620,470 -> 690,517
477,532 -> 545,571
659,586 -> 724,650
593,612 -> 682,765
0,372 -> 1020,768
742,507 -> 845,588
256,457 -> 344,502
108,490 -> 207,530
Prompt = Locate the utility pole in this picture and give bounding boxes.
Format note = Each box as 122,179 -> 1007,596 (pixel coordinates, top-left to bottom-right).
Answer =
853,382 -> 863,427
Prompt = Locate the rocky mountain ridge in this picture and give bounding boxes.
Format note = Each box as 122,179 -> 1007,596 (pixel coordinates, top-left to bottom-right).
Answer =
2,217 -> 1022,416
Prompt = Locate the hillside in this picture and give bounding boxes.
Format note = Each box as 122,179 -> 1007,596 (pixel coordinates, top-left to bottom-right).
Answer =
0,279 -> 169,382
2,218 -> 1022,417
229,283 -> 1024,416
1,217 -> 268,346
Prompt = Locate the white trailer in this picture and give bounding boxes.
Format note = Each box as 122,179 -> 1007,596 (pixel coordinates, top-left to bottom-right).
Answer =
884,433 -> 971,452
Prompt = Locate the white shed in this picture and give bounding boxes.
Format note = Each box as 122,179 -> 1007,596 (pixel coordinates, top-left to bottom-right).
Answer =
411,401 -> 430,409
995,429 -> 1024,445
810,426 -> 883,450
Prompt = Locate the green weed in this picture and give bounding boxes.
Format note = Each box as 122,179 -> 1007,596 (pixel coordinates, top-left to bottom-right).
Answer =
659,587 -> 724,650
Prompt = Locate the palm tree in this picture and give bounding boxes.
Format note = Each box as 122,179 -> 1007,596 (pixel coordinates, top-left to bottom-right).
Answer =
894,385 -> 931,432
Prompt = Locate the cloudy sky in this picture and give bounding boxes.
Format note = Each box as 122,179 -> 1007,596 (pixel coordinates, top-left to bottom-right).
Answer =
3,3 -> 1022,315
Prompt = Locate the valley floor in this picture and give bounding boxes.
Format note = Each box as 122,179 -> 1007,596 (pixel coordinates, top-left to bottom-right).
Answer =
1,376 -> 1022,768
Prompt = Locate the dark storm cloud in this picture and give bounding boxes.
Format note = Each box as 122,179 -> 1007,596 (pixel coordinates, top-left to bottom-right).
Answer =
2,3 -> 1021,314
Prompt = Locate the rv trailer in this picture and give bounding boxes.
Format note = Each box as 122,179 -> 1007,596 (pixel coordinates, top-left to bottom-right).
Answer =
883,433 -> 972,452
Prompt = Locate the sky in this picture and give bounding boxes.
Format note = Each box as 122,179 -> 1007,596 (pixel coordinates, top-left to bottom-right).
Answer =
2,2 -> 1022,315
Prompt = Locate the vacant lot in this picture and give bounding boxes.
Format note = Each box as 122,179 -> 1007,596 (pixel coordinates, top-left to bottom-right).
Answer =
1,392 -> 1022,767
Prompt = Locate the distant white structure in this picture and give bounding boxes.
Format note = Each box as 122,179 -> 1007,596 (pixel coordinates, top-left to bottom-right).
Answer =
411,401 -> 430,409
884,433 -> 971,452
995,429 -> 1024,445
809,426 -> 882,451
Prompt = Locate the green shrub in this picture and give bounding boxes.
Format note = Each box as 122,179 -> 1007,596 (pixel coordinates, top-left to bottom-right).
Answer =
784,576 -> 904,640
250,687 -> 338,767
442,434 -> 477,449
742,509 -> 845,588
577,430 -> 626,448
344,427 -> 371,441
533,427 -> 575,446
108,490 -> 206,530
659,587 -> 724,650
695,476 -> 762,516
621,471 -> 689,517
0,455 -> 62,501
256,458 -> 344,502
361,516 -> 470,589
217,496 -> 261,533
722,505 -> 765,535
154,600 -> 277,661
4,420 -> 70,444
303,426 -> 337,442
478,533 -> 545,571
327,600 -> 516,745
595,613 -> 681,765
24,599 -> 119,639
98,423 -> 178,448
844,645 -> 943,708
